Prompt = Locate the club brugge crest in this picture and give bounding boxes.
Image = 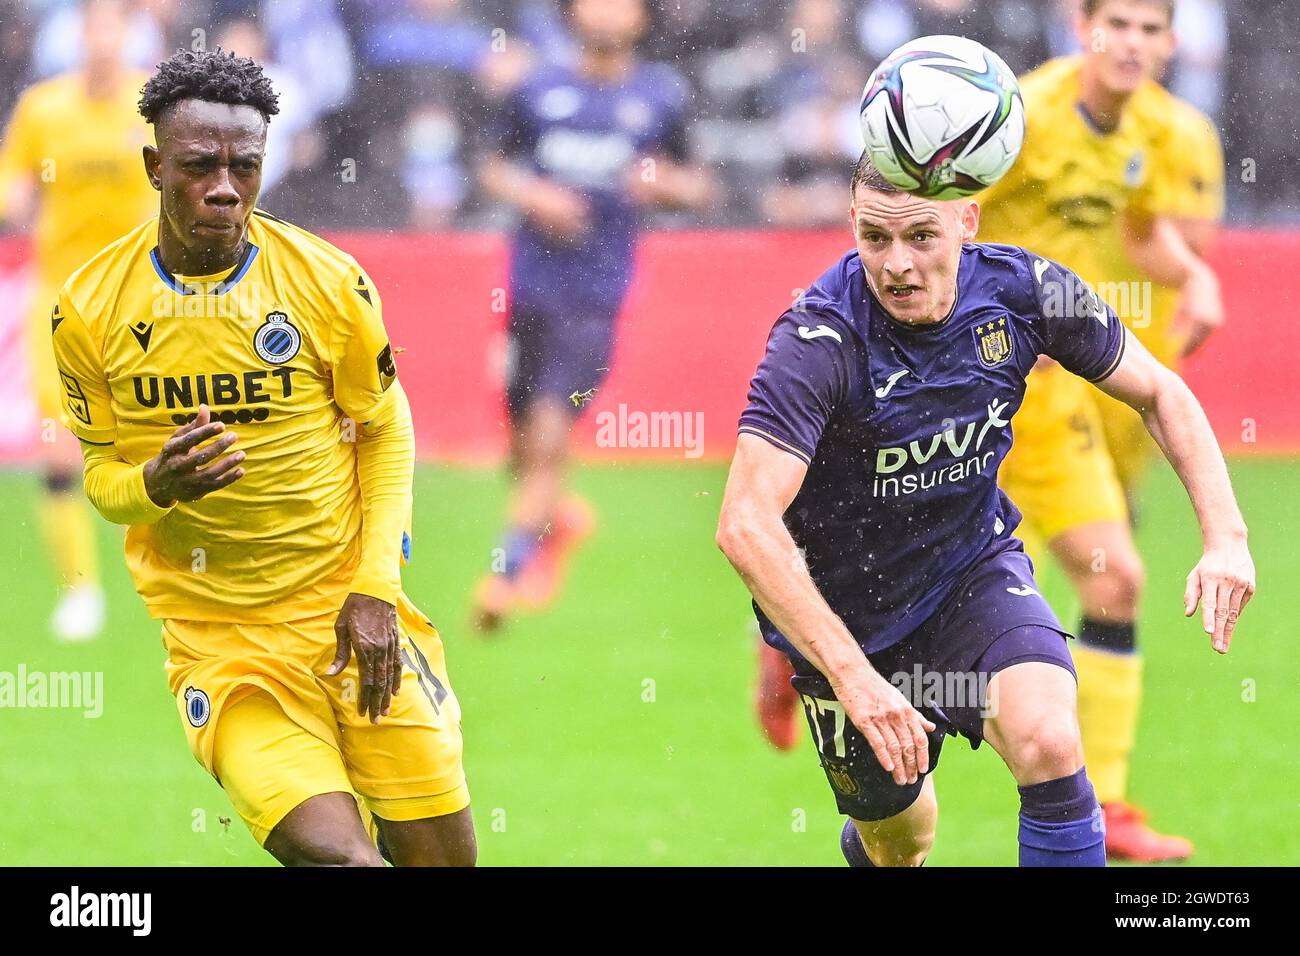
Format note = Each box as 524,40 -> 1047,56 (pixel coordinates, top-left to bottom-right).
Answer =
825,760 -> 860,796
184,687 -> 211,728
254,310 -> 301,365
974,316 -> 1014,369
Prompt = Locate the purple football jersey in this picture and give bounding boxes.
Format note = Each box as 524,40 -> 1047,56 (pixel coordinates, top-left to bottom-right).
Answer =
495,61 -> 689,315
739,243 -> 1125,653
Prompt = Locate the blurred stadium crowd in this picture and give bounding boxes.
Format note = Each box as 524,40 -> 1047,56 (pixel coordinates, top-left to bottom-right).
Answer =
0,0 -> 1295,229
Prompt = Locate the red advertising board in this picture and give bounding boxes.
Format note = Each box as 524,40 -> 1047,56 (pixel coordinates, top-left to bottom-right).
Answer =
2,229 -> 1295,461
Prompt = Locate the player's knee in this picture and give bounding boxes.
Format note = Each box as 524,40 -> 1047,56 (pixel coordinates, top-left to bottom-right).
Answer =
855,786 -> 936,867
1012,713 -> 1083,782
1078,551 -> 1144,618
1103,549 -> 1145,610
444,836 -> 477,868
269,833 -> 385,868
856,820 -> 934,867
516,427 -> 568,469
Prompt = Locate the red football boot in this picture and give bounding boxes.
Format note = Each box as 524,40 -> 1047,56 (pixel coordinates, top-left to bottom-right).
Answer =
514,496 -> 597,610
1103,801 -> 1194,862
756,638 -> 801,751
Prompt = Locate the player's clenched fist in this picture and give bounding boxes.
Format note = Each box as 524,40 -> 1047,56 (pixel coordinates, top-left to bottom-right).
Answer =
832,666 -> 937,787
143,404 -> 247,507
328,593 -> 404,723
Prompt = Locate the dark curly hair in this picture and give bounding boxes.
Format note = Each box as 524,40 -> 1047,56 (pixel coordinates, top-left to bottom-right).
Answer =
138,48 -> 280,126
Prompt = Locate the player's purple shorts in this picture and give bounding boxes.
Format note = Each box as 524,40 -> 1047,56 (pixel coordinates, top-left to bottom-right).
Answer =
505,301 -> 618,422
758,539 -> 1077,821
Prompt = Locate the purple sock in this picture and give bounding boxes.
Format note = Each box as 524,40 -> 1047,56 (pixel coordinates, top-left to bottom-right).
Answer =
501,527 -> 541,578
1018,767 -> 1106,867
840,819 -> 874,867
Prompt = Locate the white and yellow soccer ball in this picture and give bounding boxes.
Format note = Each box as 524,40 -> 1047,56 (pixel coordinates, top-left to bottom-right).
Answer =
859,35 -> 1025,199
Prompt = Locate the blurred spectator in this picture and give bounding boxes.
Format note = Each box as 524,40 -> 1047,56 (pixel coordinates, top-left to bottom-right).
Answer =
0,0 -> 1295,226
1167,0 -> 1226,121
353,0 -> 489,74
400,100 -> 471,229
761,0 -> 866,226
262,0 -> 356,118
213,18 -> 310,195
0,1 -> 35,118
856,0 -> 1050,74
31,0 -> 165,78
1043,0 -> 1081,59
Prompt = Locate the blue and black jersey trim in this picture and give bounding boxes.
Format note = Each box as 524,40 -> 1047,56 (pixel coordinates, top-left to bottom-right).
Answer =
150,241 -> 259,296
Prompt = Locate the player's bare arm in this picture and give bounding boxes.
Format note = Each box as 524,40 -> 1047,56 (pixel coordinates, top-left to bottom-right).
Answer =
1125,212 -> 1224,357
478,154 -> 591,242
1094,332 -> 1256,653
625,154 -> 717,210
327,593 -> 403,724
718,433 -> 936,786
142,403 -> 246,507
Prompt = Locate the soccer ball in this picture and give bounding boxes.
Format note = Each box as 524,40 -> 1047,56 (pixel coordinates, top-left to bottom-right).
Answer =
859,35 -> 1025,199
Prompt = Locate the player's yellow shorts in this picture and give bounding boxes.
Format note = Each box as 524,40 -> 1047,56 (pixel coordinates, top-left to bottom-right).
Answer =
1092,324 -> 1181,493
1094,387 -> 1155,492
162,592 -> 469,846
1000,362 -> 1128,545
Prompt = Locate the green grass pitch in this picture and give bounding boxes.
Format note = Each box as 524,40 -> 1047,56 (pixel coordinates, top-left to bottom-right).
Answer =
0,457 -> 1295,865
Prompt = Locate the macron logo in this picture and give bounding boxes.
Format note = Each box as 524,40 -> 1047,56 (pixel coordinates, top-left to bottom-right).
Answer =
1006,585 -> 1040,597
1033,257 -> 1050,284
798,324 -> 842,344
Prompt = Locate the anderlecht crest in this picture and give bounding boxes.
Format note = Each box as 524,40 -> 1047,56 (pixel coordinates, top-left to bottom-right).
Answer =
974,317 -> 1013,369
825,761 -> 861,796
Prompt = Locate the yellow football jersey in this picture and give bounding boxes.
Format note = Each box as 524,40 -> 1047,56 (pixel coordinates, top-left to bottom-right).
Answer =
1089,92 -> 1227,486
51,210 -> 402,623
1137,90 -> 1225,225
0,71 -> 156,288
1121,87 -> 1226,362
976,56 -> 1169,296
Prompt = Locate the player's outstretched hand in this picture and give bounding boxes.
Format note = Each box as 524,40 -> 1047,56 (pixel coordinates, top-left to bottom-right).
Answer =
143,404 -> 246,507
1184,538 -> 1256,655
328,593 -> 403,723
831,667 -> 937,787
1177,262 -> 1224,358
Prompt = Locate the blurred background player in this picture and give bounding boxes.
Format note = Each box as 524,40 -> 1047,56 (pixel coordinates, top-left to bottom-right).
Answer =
472,0 -> 713,631
977,0 -> 1224,862
0,0 -> 155,641
1092,40 -> 1224,495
